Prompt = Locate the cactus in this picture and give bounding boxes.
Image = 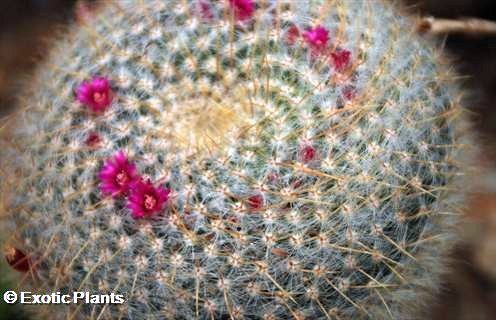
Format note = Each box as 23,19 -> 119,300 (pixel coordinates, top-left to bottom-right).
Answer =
0,0 -> 469,319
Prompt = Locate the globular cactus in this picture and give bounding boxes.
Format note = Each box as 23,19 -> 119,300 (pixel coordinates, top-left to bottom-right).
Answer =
0,0 -> 470,319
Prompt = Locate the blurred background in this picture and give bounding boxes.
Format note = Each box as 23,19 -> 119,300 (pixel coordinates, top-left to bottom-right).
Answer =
0,0 -> 496,319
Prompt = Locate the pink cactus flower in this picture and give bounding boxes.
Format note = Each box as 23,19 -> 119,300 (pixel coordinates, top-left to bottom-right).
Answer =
303,25 -> 329,54
247,193 -> 264,211
99,151 -> 140,198
85,132 -> 101,148
197,0 -> 214,21
285,25 -> 300,45
331,49 -> 351,72
76,76 -> 114,113
228,0 -> 255,21
299,144 -> 317,163
127,179 -> 171,219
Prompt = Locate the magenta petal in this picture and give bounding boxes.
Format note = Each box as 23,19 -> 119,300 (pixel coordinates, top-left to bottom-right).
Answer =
76,87 -> 91,98
100,185 -> 114,194
331,49 -> 351,72
303,25 -> 329,53
76,76 -> 114,113
98,151 -> 140,197
126,179 -> 171,219
92,78 -> 108,90
198,0 -> 214,20
99,170 -> 116,179
228,0 -> 254,21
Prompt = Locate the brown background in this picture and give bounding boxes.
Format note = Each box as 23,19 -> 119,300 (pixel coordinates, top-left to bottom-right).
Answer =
1,1 -> 495,319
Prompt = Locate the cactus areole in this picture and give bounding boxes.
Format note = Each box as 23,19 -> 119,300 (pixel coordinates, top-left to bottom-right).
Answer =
1,1 -> 468,319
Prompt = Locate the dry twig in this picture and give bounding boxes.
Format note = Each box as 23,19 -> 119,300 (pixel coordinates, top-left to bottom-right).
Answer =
418,17 -> 496,36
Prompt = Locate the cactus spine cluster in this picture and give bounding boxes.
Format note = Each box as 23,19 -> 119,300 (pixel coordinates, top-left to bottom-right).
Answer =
0,0 -> 468,319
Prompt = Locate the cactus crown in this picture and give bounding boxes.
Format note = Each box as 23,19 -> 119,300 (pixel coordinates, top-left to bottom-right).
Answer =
0,0 -> 467,319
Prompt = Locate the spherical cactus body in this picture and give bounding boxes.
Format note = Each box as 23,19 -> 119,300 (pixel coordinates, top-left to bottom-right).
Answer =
0,1 -> 469,319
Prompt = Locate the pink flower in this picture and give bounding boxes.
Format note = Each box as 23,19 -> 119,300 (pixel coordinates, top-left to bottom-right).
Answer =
303,25 -> 329,54
247,193 -> 264,211
99,151 -> 139,198
197,0 -> 214,21
85,132 -> 101,148
330,49 -> 351,72
127,179 -> 171,219
299,144 -> 317,163
228,0 -> 255,21
285,25 -> 300,45
76,76 -> 114,113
